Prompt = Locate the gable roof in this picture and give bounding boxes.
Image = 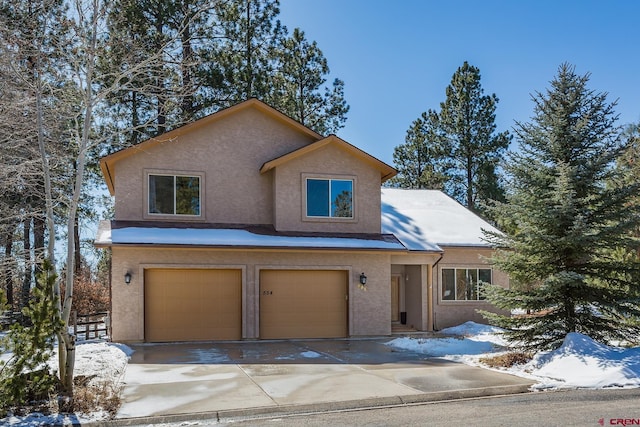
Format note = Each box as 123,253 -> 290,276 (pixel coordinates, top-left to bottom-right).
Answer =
100,98 -> 324,195
381,188 -> 501,249
260,134 -> 397,183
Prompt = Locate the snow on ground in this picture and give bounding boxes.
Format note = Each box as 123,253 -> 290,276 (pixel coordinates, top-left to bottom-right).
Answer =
527,333 -> 640,389
387,321 -> 508,357
387,321 -> 640,390
1,340 -> 132,426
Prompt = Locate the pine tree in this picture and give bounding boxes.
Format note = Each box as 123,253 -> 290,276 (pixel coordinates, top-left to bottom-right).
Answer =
272,27 -> 349,134
0,260 -> 62,414
214,0 -> 285,103
388,109 -> 447,189
391,62 -> 509,217
617,122 -> 640,186
482,64 -> 640,351
439,61 -> 510,212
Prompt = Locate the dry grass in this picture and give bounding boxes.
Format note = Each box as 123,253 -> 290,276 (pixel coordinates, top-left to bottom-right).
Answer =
67,375 -> 122,417
480,352 -> 532,368
3,375 -> 123,419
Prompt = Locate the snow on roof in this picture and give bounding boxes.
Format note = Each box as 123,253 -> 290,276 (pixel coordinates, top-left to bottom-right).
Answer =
95,221 -> 406,251
381,188 -> 500,248
95,189 -> 498,251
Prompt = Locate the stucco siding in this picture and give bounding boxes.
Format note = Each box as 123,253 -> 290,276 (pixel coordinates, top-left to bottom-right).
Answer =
113,106 -> 316,224
432,247 -> 509,330
273,143 -> 383,233
111,246 -> 391,342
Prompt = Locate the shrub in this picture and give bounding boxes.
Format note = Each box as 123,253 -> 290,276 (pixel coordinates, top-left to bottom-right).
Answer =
479,352 -> 532,369
62,276 -> 110,315
70,375 -> 122,417
0,261 -> 62,415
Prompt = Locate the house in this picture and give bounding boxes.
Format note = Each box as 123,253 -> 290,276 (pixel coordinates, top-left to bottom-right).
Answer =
94,99 -> 507,342
381,188 -> 507,329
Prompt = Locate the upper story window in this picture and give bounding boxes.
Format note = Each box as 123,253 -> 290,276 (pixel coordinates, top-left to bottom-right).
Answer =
148,174 -> 201,216
306,178 -> 353,218
442,268 -> 492,301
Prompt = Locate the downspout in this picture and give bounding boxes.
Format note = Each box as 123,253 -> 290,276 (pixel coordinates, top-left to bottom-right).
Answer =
429,252 -> 444,331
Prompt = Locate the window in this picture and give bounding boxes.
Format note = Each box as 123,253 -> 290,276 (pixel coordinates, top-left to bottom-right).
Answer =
148,174 -> 200,216
306,178 -> 353,218
442,268 -> 492,301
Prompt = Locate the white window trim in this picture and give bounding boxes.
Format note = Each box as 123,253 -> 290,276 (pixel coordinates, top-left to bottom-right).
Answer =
144,169 -> 205,221
301,173 -> 357,223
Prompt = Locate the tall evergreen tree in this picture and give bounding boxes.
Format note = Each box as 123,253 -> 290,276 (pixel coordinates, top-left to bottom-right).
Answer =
214,0 -> 284,103
388,110 -> 446,189
101,0 -> 216,146
391,62 -> 509,217
617,122 -> 640,185
439,61 -> 510,212
482,64 -> 640,351
272,27 -> 349,134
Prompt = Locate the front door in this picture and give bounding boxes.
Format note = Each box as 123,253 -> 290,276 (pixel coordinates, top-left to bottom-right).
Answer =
391,276 -> 400,322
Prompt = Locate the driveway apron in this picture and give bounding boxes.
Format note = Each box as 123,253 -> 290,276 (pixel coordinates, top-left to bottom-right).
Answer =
116,338 -> 534,419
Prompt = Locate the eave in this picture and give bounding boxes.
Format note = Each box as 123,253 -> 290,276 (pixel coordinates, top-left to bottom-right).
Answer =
260,134 -> 397,184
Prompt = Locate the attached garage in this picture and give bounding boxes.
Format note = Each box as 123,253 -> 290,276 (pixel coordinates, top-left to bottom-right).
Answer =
144,268 -> 242,342
259,270 -> 348,339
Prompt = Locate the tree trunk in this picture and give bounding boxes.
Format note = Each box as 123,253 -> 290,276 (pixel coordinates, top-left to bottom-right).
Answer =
130,91 -> 139,146
181,15 -> 194,120
35,68 -> 56,265
33,214 -> 45,288
21,219 -> 32,309
4,231 -> 14,309
155,21 -> 166,134
245,0 -> 252,98
466,155 -> 473,210
74,213 -> 81,277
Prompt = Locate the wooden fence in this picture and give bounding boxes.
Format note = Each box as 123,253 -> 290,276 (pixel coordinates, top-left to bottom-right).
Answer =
72,311 -> 110,341
1,310 -> 110,341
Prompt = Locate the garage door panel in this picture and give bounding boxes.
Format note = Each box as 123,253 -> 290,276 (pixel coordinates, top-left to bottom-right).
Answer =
260,270 -> 348,339
145,269 -> 241,342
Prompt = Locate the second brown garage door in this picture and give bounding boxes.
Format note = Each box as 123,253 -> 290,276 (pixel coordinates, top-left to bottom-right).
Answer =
145,268 -> 242,342
259,270 -> 348,339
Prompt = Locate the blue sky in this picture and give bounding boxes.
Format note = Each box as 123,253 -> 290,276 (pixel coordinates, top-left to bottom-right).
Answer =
278,0 -> 640,164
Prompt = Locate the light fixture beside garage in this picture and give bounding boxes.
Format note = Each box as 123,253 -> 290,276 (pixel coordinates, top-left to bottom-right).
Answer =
359,272 -> 367,286
124,272 -> 132,284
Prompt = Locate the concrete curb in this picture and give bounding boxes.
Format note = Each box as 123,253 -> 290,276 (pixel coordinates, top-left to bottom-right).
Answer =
87,384 -> 531,426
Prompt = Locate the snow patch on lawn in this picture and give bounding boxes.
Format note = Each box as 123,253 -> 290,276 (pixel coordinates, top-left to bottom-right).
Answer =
388,321 -> 508,357
525,333 -> 640,389
387,336 -> 499,357
2,341 -> 132,426
387,322 -> 640,390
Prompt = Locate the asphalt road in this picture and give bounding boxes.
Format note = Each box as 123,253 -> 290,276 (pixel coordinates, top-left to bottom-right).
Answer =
214,389 -> 640,427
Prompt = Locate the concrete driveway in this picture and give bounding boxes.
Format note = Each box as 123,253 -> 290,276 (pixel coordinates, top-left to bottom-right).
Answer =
116,338 -> 534,421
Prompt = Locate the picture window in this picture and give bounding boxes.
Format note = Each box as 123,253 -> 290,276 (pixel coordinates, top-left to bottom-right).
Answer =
306,178 -> 353,218
442,268 -> 492,301
148,174 -> 201,216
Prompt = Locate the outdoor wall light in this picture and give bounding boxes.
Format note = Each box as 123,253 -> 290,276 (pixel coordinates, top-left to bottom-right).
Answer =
359,272 -> 367,286
124,272 -> 132,284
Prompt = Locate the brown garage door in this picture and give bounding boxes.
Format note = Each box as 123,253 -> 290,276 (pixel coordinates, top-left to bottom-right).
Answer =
145,268 -> 241,342
260,270 -> 348,339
